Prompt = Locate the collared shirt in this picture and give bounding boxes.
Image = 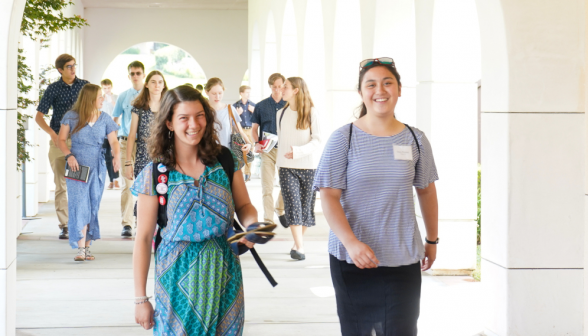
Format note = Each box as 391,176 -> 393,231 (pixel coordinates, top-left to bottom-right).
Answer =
251,95 -> 286,140
37,77 -> 89,134
101,93 -> 118,117
112,87 -> 141,137
232,99 -> 256,128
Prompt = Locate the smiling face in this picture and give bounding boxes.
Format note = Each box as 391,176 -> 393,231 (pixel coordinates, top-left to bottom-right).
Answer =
281,80 -> 299,103
359,66 -> 402,117
166,101 -> 207,148
146,74 -> 165,96
206,84 -> 224,105
95,89 -> 104,110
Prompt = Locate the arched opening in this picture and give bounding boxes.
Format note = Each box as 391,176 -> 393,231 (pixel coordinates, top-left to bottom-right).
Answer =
263,11 -> 278,97
101,42 -> 207,95
279,0 -> 298,77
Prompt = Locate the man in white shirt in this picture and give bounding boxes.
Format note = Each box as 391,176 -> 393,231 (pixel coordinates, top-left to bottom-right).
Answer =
100,79 -> 118,117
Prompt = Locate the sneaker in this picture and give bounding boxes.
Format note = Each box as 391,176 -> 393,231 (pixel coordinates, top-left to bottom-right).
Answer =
59,227 -> 69,239
84,247 -> 95,261
121,225 -> 133,237
291,250 -> 306,261
74,247 -> 85,261
114,180 -> 120,190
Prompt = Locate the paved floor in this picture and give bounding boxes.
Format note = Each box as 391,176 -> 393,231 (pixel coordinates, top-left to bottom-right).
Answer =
16,177 -> 484,335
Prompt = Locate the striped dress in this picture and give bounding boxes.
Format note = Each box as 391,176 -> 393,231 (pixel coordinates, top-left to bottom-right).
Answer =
312,123 -> 439,267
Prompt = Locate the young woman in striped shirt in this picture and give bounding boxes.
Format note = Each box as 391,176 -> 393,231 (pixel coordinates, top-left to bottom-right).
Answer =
313,58 -> 439,335
277,77 -> 321,260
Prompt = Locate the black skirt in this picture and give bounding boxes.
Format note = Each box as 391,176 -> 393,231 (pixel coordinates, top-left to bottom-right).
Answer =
329,255 -> 421,336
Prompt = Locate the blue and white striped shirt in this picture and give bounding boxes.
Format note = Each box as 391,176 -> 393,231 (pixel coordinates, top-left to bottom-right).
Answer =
313,123 -> 439,267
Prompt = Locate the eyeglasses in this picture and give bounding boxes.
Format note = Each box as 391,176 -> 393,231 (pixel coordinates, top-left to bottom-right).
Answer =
359,57 -> 395,70
65,64 -> 77,70
129,72 -> 143,77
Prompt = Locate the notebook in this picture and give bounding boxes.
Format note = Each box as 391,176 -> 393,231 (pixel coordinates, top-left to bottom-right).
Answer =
65,163 -> 90,183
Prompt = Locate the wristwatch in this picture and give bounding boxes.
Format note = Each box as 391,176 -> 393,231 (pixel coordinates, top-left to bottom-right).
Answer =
65,153 -> 75,161
425,237 -> 439,245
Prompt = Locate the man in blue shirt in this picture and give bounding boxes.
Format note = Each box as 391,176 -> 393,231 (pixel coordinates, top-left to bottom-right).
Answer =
251,73 -> 287,226
233,85 -> 256,181
112,61 -> 145,237
35,54 -> 89,239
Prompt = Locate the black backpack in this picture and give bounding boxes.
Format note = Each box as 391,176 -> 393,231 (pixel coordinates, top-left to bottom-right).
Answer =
152,146 -> 277,286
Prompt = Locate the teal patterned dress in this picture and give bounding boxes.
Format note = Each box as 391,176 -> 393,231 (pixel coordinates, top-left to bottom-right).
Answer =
131,155 -> 244,336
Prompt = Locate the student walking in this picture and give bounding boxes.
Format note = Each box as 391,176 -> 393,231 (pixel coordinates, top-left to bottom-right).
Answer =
35,54 -> 89,240
205,77 -> 252,154
57,84 -> 120,261
100,79 -> 120,190
314,58 -> 439,336
251,73 -> 287,226
124,70 -> 168,181
276,77 -> 321,261
112,61 -> 145,237
132,86 -> 258,335
233,85 -> 256,181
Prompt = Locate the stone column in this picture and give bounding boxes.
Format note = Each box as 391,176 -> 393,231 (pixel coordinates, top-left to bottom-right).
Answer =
476,0 -> 585,334
0,1 -> 26,335
415,0 -> 479,273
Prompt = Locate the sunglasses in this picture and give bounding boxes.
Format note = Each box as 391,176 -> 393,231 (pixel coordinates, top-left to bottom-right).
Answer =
129,72 -> 143,77
359,57 -> 395,70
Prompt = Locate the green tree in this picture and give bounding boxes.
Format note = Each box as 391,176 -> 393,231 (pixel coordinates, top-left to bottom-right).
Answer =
17,0 -> 88,170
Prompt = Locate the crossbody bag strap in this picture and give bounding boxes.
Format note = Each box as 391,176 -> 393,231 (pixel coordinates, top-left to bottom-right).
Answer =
153,162 -> 170,252
279,104 -> 289,131
228,104 -> 239,134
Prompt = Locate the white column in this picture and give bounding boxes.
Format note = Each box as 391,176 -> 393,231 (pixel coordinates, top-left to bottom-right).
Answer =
476,0 -> 585,334
415,0 -> 480,273
0,1 -> 26,335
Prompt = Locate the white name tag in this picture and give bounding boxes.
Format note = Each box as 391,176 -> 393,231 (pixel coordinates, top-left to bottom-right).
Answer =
393,145 -> 413,161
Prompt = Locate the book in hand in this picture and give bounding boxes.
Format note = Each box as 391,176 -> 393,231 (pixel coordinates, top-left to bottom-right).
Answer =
259,132 -> 278,153
65,163 -> 90,183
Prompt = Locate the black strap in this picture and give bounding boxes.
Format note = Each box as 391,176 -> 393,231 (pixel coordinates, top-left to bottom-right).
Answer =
404,123 -> 421,156
153,162 -> 170,253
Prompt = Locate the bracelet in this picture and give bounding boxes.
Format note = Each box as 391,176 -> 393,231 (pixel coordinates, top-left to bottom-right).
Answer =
125,164 -> 133,166
125,160 -> 132,163
425,237 -> 439,244
135,295 -> 152,300
134,299 -> 150,305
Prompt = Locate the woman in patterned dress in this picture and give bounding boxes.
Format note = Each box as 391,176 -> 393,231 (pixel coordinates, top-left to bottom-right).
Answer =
57,84 -> 120,261
131,86 -> 258,335
125,70 -> 168,221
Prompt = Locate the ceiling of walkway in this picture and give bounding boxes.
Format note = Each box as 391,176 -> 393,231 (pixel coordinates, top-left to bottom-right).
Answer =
82,0 -> 247,10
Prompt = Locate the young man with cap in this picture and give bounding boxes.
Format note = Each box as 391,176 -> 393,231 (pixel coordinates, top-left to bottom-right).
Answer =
35,54 -> 89,240
112,61 -> 145,237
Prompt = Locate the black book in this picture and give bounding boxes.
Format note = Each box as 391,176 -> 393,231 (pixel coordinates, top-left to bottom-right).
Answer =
65,163 -> 90,183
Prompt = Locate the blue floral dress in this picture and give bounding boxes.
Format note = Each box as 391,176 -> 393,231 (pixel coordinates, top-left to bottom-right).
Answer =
131,154 -> 245,336
61,111 -> 119,248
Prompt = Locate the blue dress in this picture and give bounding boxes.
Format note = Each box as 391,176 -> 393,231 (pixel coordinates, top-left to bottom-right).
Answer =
61,111 -> 119,248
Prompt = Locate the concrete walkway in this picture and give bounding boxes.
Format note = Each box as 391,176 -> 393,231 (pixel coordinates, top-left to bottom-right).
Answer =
16,177 -> 483,335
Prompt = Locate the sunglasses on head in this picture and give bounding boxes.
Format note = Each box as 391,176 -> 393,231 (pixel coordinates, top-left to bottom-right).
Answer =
359,57 -> 395,70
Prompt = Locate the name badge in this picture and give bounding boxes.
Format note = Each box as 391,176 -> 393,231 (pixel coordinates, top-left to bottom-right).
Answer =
393,145 -> 413,161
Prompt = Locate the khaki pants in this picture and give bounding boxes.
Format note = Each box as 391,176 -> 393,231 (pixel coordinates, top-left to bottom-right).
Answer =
49,139 -> 71,229
261,148 -> 284,223
119,139 -> 136,227
242,128 -> 253,176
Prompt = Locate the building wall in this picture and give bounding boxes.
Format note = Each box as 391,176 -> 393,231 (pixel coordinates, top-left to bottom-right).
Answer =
83,8 -> 248,103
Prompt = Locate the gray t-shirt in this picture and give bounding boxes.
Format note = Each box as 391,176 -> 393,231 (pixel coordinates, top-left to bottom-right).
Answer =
312,123 -> 439,267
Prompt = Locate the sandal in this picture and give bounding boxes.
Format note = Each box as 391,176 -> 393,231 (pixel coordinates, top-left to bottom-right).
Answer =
85,247 -> 95,261
74,247 -> 85,261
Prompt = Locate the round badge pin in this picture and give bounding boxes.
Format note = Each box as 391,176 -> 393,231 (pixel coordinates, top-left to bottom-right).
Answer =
156,183 -> 168,195
157,163 -> 167,173
158,196 -> 166,206
158,174 -> 168,184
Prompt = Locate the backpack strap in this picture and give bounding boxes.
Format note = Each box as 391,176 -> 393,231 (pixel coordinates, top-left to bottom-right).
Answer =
404,123 -> 421,157
153,162 -> 170,253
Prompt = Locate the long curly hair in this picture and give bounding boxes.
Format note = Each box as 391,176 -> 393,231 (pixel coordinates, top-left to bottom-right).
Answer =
284,77 -> 314,130
148,86 -> 221,167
